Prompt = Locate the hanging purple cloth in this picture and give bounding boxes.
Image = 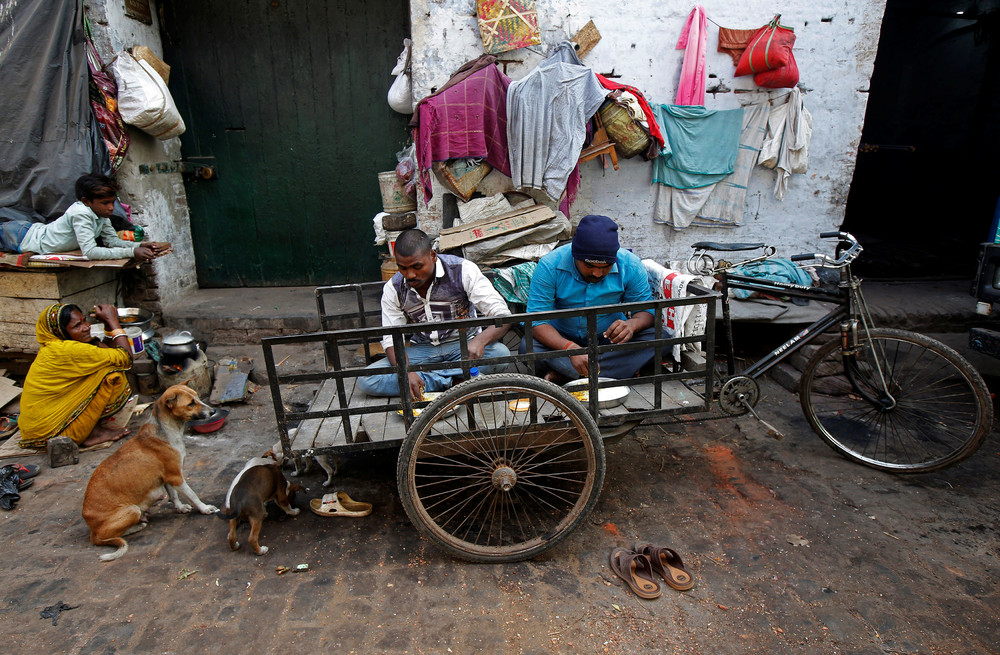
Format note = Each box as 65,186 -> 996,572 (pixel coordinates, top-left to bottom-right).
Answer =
675,6 -> 707,106
411,57 -> 512,202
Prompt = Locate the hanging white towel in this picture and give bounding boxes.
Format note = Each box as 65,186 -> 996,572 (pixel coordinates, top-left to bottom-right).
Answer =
758,88 -> 813,200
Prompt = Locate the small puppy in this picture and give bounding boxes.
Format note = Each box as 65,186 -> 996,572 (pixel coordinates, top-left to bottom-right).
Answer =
82,384 -> 219,562
266,429 -> 338,486
216,458 -> 302,555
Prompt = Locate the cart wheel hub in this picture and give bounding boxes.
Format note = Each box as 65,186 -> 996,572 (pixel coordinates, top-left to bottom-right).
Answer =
492,466 -> 517,491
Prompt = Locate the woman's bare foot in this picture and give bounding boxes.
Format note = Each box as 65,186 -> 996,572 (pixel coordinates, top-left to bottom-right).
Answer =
81,426 -> 130,448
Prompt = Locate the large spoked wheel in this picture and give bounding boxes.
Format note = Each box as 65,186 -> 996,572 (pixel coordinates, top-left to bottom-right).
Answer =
800,328 -> 993,473
397,373 -> 605,562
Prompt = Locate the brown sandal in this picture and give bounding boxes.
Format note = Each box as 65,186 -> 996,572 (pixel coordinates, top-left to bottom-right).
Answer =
608,547 -> 662,599
635,543 -> 695,591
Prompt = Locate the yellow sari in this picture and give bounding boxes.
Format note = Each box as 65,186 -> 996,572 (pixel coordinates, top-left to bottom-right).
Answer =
18,304 -> 133,448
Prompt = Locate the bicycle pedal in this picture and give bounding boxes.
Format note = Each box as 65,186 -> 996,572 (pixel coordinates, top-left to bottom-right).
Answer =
740,398 -> 784,440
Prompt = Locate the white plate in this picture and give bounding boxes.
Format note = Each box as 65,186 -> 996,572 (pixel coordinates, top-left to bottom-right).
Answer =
563,378 -> 630,408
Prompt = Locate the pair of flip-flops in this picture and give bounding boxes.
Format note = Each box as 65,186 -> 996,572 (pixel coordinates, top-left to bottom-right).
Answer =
609,543 -> 694,599
309,491 -> 372,518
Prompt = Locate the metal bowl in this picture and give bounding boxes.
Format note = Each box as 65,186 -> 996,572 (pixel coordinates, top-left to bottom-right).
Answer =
117,307 -> 154,340
563,377 -> 630,409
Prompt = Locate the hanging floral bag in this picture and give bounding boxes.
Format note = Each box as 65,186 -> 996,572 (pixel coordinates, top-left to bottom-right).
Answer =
84,20 -> 130,171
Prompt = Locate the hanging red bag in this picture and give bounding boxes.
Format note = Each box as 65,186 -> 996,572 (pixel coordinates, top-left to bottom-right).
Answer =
754,50 -> 799,88
734,15 -> 795,77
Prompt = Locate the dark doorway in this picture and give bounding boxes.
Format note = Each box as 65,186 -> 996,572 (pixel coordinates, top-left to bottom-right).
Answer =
160,1 -> 411,287
843,1 -> 1000,279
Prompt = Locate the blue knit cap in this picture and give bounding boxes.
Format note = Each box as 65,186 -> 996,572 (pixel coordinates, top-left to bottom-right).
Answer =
572,215 -> 619,265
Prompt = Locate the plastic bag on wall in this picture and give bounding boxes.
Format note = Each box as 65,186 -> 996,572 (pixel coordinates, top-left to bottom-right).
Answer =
388,39 -> 413,114
112,51 -> 186,139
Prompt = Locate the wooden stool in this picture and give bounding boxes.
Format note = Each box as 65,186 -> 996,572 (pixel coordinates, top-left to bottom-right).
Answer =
579,112 -> 620,171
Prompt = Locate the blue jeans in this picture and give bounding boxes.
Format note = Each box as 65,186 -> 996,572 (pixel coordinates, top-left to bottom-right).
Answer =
519,327 -> 657,380
357,340 -> 511,397
0,220 -> 30,253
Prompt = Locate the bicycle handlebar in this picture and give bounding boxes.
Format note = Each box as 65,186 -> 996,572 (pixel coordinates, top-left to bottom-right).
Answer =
789,231 -> 863,268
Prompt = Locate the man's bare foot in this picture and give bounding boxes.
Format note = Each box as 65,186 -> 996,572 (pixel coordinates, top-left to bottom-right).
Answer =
543,370 -> 571,384
81,426 -> 130,447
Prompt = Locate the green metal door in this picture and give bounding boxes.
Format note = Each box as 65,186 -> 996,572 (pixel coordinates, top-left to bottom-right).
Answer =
160,1 -> 411,286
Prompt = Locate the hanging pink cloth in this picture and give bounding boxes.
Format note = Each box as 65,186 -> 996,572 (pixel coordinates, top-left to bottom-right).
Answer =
675,6 -> 707,106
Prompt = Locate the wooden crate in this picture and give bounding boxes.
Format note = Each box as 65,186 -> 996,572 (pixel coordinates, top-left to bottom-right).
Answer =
0,268 -> 120,356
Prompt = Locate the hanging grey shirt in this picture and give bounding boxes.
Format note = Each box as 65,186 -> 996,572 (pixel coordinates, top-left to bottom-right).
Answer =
506,42 -> 608,201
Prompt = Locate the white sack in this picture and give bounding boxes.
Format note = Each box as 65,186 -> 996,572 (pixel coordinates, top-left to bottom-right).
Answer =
388,39 -> 413,114
112,52 -> 186,139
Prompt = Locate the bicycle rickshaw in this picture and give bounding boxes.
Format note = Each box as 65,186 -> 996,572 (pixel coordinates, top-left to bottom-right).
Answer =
261,232 -> 992,562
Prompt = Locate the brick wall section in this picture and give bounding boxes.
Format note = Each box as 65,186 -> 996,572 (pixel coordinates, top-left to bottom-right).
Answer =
121,266 -> 163,320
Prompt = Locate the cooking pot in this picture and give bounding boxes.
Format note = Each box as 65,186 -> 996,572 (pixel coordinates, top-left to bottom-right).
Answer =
161,330 -> 200,359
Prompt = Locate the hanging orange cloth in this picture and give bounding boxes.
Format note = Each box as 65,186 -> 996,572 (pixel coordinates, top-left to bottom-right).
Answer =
717,26 -> 757,66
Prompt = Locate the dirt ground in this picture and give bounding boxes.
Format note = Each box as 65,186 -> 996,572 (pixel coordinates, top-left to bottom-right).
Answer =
2,342 -> 998,655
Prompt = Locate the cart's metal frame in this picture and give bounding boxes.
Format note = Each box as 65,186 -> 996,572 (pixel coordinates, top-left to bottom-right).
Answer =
261,282 -> 719,462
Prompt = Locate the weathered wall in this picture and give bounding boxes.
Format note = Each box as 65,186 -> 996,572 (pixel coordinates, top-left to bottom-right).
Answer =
86,0 -> 196,309
409,0 -> 887,263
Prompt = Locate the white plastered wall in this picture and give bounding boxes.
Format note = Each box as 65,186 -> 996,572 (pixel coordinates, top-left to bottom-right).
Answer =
87,0 -> 197,304
408,0 -> 887,263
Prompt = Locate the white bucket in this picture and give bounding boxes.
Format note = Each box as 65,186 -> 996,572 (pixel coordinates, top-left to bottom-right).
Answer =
125,326 -> 145,355
378,171 -> 417,213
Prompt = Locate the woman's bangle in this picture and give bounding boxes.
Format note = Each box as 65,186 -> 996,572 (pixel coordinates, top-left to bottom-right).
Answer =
562,341 -> 577,350
107,328 -> 126,338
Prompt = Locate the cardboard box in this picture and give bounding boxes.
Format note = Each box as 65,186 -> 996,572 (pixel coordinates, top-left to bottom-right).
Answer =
438,204 -> 555,252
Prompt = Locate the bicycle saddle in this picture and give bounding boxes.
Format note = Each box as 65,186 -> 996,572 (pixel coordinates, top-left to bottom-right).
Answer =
691,241 -> 767,252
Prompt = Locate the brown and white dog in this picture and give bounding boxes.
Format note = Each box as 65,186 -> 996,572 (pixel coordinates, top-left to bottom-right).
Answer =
216,457 -> 302,555
81,384 -> 219,561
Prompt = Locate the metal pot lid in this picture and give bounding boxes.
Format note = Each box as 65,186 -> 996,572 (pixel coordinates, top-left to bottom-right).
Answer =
163,331 -> 194,345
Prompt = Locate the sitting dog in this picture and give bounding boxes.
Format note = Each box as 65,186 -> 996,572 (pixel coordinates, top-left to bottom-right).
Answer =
216,457 -> 302,555
81,384 -> 219,561
266,428 -> 338,487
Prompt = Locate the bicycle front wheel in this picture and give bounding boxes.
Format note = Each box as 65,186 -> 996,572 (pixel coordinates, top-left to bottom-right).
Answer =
800,328 -> 992,473
397,373 -> 605,562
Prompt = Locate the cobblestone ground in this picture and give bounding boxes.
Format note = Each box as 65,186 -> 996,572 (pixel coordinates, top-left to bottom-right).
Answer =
2,344 -> 998,654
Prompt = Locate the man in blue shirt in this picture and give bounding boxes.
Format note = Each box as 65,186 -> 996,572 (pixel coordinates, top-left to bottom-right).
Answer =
524,214 -> 656,380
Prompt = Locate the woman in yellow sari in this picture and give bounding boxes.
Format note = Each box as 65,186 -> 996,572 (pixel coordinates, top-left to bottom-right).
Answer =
18,303 -> 134,449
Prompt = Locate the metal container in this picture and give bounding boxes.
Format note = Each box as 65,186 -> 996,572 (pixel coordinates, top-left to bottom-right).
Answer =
378,171 -> 417,212
161,330 -> 199,359
598,99 -> 651,159
563,377 -> 630,409
117,307 -> 155,341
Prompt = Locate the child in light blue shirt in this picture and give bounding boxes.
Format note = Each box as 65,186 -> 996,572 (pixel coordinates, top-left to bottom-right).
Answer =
0,174 -> 165,261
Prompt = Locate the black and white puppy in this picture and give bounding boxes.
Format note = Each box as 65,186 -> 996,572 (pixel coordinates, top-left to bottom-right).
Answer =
216,457 -> 302,555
